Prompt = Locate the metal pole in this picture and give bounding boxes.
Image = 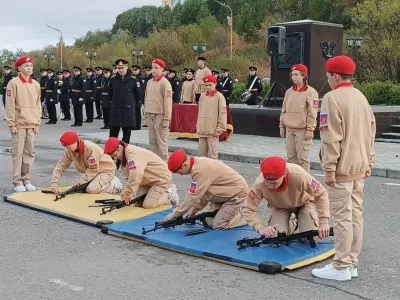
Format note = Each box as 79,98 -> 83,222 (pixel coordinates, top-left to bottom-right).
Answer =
46,25 -> 63,70
214,1 -> 233,65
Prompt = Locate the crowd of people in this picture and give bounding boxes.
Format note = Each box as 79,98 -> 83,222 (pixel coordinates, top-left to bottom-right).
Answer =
4,53 -> 375,282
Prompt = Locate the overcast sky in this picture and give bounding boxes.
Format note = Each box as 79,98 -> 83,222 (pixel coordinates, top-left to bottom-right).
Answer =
0,0 -> 160,52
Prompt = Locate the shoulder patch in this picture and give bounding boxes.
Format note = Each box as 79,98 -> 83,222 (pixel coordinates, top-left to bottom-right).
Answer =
166,89 -> 172,97
6,90 -> 11,96
128,159 -> 136,170
189,181 -> 197,194
320,112 -> 328,131
249,189 -> 256,200
309,177 -> 320,192
137,82 -> 141,88
313,99 -> 319,109
222,105 -> 227,113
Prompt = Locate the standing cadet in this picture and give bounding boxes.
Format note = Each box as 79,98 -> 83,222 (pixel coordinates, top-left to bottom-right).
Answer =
312,56 -> 376,281
44,69 -> 58,124
85,68 -> 96,123
6,56 -> 41,192
99,68 -> 112,130
70,66 -> 87,127
51,131 -> 122,195
39,68 -> 48,119
279,64 -> 319,173
196,75 -> 227,159
220,68 -> 233,105
2,65 -> 15,107
241,156 -> 330,240
167,69 -> 181,104
59,69 -> 71,121
108,59 -> 142,143
103,137 -> 179,208
180,69 -> 196,103
194,57 -> 212,103
94,66 -> 104,119
246,66 -> 263,105
132,65 -> 144,131
164,149 -> 248,230
144,58 -> 173,161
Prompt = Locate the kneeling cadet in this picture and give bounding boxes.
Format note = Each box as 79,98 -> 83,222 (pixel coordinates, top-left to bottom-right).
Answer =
103,137 -> 179,208
51,131 -> 122,195
242,156 -> 331,240
164,149 -> 247,230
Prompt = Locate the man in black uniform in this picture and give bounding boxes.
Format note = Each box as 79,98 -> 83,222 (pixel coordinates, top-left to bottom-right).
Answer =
132,65 -> 145,130
112,64 -> 117,76
70,66 -> 87,127
59,69 -> 71,120
44,69 -> 59,124
108,59 -> 142,143
212,69 -> 223,92
100,68 -> 112,130
181,68 -> 188,84
85,67 -> 96,123
1,65 -> 14,107
94,66 -> 103,119
220,68 -> 233,105
246,66 -> 263,106
39,68 -> 48,119
167,69 -> 181,104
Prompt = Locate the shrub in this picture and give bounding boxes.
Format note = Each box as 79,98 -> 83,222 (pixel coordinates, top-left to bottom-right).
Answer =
355,81 -> 400,105
230,82 -> 270,104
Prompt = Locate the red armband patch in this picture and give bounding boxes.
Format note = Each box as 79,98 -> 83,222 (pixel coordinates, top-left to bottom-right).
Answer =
249,189 -> 256,200
313,99 -> 319,109
88,157 -> 97,169
128,159 -> 136,170
189,181 -> 197,194
222,105 -> 227,113
167,89 -> 172,96
309,178 -> 320,192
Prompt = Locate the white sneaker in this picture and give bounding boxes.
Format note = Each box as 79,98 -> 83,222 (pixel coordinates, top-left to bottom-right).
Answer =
111,176 -> 122,194
167,184 -> 180,207
14,185 -> 26,192
24,184 -> 37,191
350,265 -> 358,278
312,263 -> 351,281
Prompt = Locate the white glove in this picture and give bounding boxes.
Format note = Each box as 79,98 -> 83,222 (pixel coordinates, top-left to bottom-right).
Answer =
57,90 -> 61,95
79,98 -> 83,102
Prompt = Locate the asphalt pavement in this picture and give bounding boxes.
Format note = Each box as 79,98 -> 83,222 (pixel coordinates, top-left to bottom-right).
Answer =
0,111 -> 398,300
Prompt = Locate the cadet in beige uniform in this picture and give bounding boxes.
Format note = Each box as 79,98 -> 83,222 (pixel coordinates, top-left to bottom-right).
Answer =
196,74 -> 227,159
194,56 -> 212,103
279,64 -> 318,173
180,69 -> 196,103
51,131 -> 122,195
164,149 -> 248,230
103,137 -> 179,208
6,56 -> 41,192
312,56 -> 376,281
144,58 -> 173,161
242,156 -> 330,240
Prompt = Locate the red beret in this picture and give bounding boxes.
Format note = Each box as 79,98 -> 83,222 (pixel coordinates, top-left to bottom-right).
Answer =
59,131 -> 79,147
168,149 -> 187,173
260,156 -> 287,180
15,56 -> 34,68
291,64 -> 308,74
202,74 -> 217,83
325,55 -> 355,75
152,58 -> 166,69
104,137 -> 120,155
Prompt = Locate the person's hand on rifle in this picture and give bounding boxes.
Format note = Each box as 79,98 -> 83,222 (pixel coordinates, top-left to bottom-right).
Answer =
51,186 -> 59,195
318,223 -> 330,238
185,207 -> 198,218
122,194 -> 131,206
257,224 -> 278,238
164,212 -> 176,222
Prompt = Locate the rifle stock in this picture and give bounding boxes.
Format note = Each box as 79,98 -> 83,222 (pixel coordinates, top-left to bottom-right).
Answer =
141,209 -> 219,235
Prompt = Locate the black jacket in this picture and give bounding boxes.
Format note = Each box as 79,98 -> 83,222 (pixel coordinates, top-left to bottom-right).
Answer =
59,77 -> 71,103
169,76 -> 181,104
39,76 -> 48,102
85,75 -> 96,102
2,73 -> 15,99
44,75 -> 59,105
246,75 -> 263,105
220,76 -> 233,104
108,70 -> 142,127
95,74 -> 104,102
70,74 -> 87,105
100,76 -> 111,109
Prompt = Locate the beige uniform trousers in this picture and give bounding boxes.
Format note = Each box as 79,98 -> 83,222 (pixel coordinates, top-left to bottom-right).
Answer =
267,202 -> 319,236
12,128 -> 35,186
147,113 -> 169,161
198,136 -> 219,159
205,190 -> 248,230
136,184 -> 169,209
86,172 -> 115,194
285,129 -> 312,173
328,179 -> 364,270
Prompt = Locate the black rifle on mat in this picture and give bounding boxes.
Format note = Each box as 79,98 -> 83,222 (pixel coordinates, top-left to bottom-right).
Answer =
41,181 -> 92,201
88,193 -> 147,215
142,209 -> 219,235
236,227 -> 334,250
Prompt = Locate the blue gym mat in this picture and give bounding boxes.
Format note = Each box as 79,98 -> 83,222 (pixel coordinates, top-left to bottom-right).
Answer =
103,209 -> 335,273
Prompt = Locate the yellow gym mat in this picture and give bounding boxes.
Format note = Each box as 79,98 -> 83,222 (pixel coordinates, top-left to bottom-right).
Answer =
4,187 -> 170,228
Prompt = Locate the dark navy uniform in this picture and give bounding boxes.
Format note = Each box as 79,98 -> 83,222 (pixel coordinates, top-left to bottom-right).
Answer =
132,74 -> 144,131
85,68 -> 96,122
94,66 -> 104,119
246,66 -> 263,105
59,70 -> 71,120
70,66 -> 87,127
44,70 -> 59,124
212,70 -> 223,93
220,68 -> 233,105
1,66 -> 14,107
100,69 -> 112,129
168,71 -> 181,104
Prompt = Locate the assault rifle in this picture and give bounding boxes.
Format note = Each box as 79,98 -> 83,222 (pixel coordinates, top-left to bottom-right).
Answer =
142,209 -> 219,235
236,227 -> 334,250
41,181 -> 92,201
89,193 -> 147,215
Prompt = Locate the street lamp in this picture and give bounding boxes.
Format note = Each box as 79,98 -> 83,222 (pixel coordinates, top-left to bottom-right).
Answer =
46,25 -> 63,70
193,42 -> 207,57
214,0 -> 233,64
85,49 -> 97,68
346,36 -> 363,56
44,53 -> 55,69
132,48 -> 144,65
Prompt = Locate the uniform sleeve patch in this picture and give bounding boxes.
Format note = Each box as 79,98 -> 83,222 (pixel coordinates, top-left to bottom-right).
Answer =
320,113 -> 328,123
249,189 -> 256,200
137,82 -> 141,88
313,99 -> 319,109
6,90 -> 11,96
167,89 -> 172,96
128,159 -> 136,170
310,178 -> 320,192
189,181 -> 197,194
222,105 -> 227,112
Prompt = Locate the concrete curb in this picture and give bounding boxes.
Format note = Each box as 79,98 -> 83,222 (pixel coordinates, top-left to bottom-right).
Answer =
82,136 -> 400,180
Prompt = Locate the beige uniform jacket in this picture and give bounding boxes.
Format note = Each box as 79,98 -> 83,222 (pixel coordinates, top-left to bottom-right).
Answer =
196,90 -> 227,137
144,75 -> 173,121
